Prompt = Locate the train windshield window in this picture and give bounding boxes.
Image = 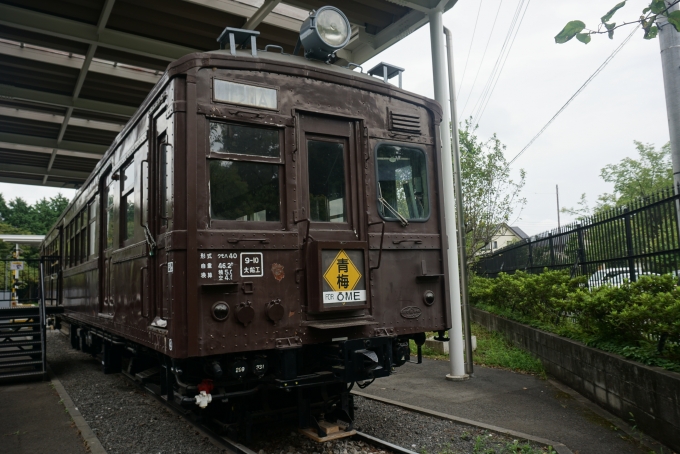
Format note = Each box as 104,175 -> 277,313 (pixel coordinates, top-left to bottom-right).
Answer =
209,160 -> 280,222
376,144 -> 429,221
308,140 -> 346,223
209,122 -> 279,158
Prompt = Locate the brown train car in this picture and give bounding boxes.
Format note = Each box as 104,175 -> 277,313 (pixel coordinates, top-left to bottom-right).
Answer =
44,23 -> 452,435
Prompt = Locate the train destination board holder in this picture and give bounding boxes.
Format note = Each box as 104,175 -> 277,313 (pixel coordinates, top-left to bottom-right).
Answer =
306,241 -> 369,314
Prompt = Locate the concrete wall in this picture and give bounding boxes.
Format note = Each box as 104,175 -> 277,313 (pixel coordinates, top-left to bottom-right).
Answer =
471,307 -> 680,452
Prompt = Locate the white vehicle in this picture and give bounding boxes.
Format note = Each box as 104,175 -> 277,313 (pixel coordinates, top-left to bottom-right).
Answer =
587,268 -> 657,289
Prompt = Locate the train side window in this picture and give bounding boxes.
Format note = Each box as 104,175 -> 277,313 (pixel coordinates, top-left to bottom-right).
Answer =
209,160 -> 280,221
88,198 -> 98,258
121,160 -> 135,243
308,140 -> 346,223
375,144 -> 430,222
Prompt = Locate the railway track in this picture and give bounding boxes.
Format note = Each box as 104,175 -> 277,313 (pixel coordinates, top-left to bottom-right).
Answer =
122,371 -> 417,454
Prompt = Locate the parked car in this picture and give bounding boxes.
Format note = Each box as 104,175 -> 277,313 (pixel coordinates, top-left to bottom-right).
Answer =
587,268 -> 657,289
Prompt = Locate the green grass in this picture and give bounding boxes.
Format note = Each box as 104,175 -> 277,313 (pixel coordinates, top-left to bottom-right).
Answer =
410,323 -> 546,377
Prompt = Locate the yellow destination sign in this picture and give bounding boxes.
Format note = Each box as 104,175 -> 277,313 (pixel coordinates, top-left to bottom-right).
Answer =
323,250 -> 362,292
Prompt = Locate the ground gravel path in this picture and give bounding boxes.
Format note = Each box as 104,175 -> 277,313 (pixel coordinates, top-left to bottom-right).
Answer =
47,330 -> 226,454
47,330 -> 548,454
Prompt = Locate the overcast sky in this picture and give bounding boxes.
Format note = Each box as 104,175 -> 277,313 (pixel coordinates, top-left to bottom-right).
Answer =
0,0 -> 671,236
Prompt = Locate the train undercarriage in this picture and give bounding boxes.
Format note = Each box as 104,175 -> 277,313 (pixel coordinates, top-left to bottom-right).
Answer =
58,315 -> 426,441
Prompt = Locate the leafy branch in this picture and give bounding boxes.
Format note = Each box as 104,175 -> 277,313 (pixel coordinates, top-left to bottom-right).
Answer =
555,0 -> 680,44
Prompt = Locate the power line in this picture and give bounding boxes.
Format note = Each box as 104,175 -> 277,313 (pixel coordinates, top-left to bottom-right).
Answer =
508,25 -> 640,166
459,0 -> 504,116
456,0 -> 484,100
466,0 -> 525,119
477,0 -> 531,123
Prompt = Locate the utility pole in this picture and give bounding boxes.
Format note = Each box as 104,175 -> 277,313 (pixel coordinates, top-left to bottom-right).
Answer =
429,8 -> 468,381
659,3 -> 680,237
556,185 -> 561,229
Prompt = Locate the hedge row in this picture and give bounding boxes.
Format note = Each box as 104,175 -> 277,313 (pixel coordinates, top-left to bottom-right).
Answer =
469,271 -> 680,371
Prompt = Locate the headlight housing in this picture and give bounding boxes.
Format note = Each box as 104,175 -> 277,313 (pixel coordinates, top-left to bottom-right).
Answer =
299,6 -> 351,61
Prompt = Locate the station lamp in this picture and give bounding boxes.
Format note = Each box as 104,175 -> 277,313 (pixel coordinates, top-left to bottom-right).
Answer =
298,6 -> 351,61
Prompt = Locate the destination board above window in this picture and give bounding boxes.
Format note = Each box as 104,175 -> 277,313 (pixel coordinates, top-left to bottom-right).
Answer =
214,79 -> 277,110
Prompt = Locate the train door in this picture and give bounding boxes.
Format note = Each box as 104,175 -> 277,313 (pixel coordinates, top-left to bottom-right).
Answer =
99,169 -> 115,316
298,114 -> 371,315
152,109 -> 172,325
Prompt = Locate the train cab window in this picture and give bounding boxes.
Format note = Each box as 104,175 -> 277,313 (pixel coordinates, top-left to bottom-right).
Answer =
121,161 -> 135,242
308,140 -> 346,223
209,161 -> 280,221
208,121 -> 281,223
376,144 -> 430,221
210,123 -> 279,158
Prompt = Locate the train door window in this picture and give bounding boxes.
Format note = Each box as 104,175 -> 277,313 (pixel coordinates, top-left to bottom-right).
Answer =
375,144 -> 430,222
121,160 -> 135,243
159,135 -> 172,228
88,198 -> 98,258
308,139 -> 346,223
207,121 -> 282,223
105,179 -> 115,250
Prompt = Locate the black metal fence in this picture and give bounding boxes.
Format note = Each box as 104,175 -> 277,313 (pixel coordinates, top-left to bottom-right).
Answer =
476,186 -> 680,284
0,259 -> 52,309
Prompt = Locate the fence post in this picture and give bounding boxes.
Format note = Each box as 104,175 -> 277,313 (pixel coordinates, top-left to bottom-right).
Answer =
527,240 -> 533,274
549,233 -> 555,268
576,223 -> 586,277
624,207 -> 637,282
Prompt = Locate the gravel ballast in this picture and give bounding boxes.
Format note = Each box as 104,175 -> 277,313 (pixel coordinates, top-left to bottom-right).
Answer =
47,329 -> 550,453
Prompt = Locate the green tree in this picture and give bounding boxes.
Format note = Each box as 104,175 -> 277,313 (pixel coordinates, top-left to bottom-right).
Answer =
0,194 -> 69,234
555,0 -> 680,44
459,119 -> 527,260
596,141 -> 672,210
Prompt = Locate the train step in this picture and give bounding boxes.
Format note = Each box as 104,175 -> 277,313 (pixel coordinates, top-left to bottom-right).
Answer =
0,360 -> 43,369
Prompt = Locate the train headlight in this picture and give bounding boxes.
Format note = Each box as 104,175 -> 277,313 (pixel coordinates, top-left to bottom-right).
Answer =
299,6 -> 350,61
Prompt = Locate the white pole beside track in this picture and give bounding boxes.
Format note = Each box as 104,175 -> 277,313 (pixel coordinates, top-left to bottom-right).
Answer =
429,8 -> 468,381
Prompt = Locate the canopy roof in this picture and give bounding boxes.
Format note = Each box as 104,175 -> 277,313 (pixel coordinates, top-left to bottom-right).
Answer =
0,0 -> 456,189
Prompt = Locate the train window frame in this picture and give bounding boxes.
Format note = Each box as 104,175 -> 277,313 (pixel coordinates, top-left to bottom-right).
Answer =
205,119 -> 285,228
212,78 -> 279,112
373,142 -> 431,224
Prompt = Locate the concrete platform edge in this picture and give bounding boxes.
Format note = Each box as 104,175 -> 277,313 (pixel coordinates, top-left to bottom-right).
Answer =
548,379 -> 672,454
351,390 -> 573,454
47,365 -> 108,454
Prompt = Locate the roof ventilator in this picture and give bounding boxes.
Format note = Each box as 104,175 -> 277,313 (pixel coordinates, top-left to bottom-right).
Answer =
217,27 -> 259,57
368,62 -> 405,89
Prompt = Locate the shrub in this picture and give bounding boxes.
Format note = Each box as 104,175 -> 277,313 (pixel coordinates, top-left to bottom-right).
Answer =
470,271 -> 680,370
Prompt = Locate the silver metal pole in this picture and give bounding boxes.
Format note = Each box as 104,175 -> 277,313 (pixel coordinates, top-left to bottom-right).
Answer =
429,9 -> 468,381
444,26 -> 473,377
659,6 -> 680,237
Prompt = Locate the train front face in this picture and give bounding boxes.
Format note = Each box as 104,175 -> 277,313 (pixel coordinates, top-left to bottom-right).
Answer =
165,12 -> 450,394
178,47 -> 452,389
